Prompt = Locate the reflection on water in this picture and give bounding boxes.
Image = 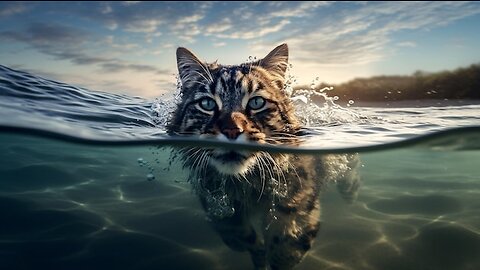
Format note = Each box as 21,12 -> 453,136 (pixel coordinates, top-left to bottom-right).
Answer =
0,133 -> 479,269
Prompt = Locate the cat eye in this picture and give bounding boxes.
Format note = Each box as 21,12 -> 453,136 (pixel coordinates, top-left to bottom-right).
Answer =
247,96 -> 266,110
199,98 -> 217,111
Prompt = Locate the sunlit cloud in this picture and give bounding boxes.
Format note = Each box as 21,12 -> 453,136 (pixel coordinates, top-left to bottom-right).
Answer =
124,19 -> 163,33
397,42 -> 417,48
122,1 -> 141,7
204,18 -> 233,34
268,1 -> 331,18
213,42 -> 227,48
251,1 -> 480,67
0,22 -> 168,75
216,19 -> 290,39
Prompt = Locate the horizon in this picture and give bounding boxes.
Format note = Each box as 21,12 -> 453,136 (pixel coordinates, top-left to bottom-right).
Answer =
1,1 -> 480,98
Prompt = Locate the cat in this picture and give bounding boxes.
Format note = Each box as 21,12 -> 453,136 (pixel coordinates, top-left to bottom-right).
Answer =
167,44 -> 360,270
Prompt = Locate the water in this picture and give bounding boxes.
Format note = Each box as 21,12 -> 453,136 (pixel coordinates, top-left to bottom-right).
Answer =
1,65 -> 480,269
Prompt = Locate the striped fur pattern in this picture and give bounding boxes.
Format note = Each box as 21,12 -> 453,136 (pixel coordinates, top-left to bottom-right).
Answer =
167,44 -> 360,269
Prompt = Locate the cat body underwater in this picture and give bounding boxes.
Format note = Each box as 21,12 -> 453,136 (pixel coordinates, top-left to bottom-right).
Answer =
167,44 -> 360,270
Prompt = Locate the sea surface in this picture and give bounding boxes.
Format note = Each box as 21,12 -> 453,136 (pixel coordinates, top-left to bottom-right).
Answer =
1,64 -> 479,270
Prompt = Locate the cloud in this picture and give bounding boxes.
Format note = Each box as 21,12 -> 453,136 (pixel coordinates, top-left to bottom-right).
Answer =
196,2 -> 326,40
0,22 -> 88,47
397,41 -> 417,48
65,2 -> 209,37
176,14 -> 204,24
213,42 -> 226,47
204,18 -> 232,34
0,2 -> 28,18
216,19 -> 291,39
122,1 -> 141,6
104,36 -> 140,50
124,18 -> 163,33
268,1 -> 331,18
101,3 -> 113,14
0,22 -> 170,75
61,2 -> 320,43
100,62 -> 170,74
1,2 -> 325,45
50,51 -> 110,65
251,1 -> 480,66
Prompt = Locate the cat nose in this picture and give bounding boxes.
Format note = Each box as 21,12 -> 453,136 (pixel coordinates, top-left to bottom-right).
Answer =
222,127 -> 243,140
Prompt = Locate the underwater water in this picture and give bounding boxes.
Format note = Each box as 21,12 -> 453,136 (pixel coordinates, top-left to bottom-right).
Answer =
1,64 -> 480,270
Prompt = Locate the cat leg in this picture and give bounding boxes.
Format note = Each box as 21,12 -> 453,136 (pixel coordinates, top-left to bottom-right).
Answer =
204,200 -> 266,269
264,199 -> 321,270
336,154 -> 361,203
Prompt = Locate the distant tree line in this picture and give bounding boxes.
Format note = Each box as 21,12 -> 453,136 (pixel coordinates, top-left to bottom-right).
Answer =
294,64 -> 480,102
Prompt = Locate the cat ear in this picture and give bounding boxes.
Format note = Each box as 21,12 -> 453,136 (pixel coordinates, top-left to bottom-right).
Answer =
259,43 -> 289,78
176,47 -> 211,89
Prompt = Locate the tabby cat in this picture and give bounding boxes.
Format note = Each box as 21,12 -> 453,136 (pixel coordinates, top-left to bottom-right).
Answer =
167,44 -> 360,270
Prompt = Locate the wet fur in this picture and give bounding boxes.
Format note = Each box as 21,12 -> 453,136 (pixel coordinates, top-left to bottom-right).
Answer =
167,44 -> 360,269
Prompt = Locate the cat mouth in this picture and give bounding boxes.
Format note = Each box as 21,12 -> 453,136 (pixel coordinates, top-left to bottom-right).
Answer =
209,150 -> 256,176
217,151 -> 246,162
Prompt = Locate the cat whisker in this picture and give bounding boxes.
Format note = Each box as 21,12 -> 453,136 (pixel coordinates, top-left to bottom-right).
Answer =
279,153 -> 301,189
239,173 -> 251,185
258,152 -> 277,196
263,152 -> 288,197
189,149 -> 203,174
254,154 -> 267,201
270,132 -> 298,136
170,131 -> 200,136
265,137 -> 300,141
198,151 -> 210,179
264,138 -> 302,145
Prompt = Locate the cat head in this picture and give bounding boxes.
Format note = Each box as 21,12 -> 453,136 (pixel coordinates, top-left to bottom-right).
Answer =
168,44 -> 301,176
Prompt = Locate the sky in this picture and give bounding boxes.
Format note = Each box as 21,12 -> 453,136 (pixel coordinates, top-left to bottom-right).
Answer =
1,1 -> 480,98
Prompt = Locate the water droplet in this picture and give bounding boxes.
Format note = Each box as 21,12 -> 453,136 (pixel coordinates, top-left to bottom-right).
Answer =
147,173 -> 155,181
348,100 -> 355,105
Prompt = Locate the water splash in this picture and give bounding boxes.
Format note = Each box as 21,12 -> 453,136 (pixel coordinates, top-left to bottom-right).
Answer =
151,76 -> 182,129
290,84 -> 365,127
195,176 -> 235,220
204,192 -> 235,219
